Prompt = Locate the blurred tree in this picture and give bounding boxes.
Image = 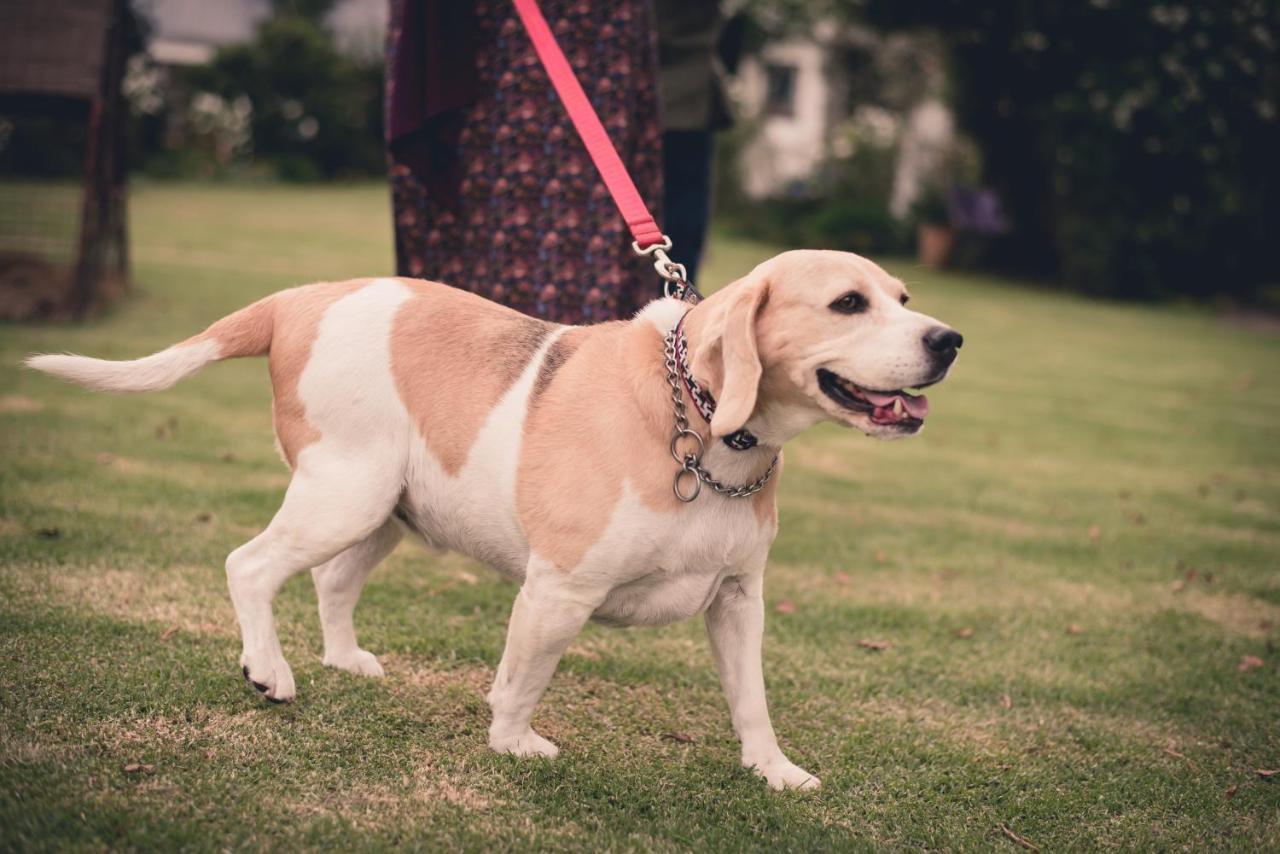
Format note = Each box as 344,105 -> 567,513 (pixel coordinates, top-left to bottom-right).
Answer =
854,0 -> 1280,300
188,2 -> 383,180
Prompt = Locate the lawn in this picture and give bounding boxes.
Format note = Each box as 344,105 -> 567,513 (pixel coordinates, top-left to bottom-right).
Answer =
2,182 -> 1278,851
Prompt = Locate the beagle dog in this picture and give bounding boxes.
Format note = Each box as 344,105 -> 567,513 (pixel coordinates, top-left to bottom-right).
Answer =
26,249 -> 961,790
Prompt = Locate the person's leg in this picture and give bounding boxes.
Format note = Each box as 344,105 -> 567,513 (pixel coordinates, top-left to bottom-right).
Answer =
662,128 -> 715,285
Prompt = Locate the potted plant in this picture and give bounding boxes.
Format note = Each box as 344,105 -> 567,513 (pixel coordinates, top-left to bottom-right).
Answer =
912,186 -> 953,268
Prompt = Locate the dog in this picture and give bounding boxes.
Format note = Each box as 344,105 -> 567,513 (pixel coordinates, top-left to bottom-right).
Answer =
26,249 -> 961,790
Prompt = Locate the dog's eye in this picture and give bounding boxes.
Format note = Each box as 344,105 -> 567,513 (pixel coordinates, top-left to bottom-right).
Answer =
830,292 -> 868,314
900,294 -> 910,306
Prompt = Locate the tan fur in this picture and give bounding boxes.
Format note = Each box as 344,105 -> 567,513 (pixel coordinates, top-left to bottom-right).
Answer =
189,293 -> 277,359
391,283 -> 552,476
517,318 -> 777,569
680,273 -> 772,438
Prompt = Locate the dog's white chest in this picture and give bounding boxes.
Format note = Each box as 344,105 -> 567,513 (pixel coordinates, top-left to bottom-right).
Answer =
585,489 -> 774,627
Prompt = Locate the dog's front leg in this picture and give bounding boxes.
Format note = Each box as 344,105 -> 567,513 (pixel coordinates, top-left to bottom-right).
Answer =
487,566 -> 600,758
706,570 -> 820,790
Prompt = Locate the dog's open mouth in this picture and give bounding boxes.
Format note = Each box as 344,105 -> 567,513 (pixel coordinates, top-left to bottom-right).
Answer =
816,368 -> 930,427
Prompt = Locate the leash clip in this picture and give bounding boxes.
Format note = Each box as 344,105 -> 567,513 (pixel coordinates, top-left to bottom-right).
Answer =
633,236 -> 700,303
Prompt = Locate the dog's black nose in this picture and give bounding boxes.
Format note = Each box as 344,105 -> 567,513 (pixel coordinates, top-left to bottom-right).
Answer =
923,327 -> 963,363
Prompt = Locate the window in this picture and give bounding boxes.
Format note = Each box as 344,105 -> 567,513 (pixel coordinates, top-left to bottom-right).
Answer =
764,63 -> 797,118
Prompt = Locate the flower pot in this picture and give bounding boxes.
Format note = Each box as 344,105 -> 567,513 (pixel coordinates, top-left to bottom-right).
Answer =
917,223 -> 955,269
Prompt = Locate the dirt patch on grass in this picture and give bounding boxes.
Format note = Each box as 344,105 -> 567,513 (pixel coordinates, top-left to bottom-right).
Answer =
0,394 -> 44,413
833,693 -> 1213,765
385,655 -> 493,695
10,564 -> 236,639
1,706 -> 281,770
99,707 -> 283,756
290,761 -> 496,825
1180,590 -> 1280,638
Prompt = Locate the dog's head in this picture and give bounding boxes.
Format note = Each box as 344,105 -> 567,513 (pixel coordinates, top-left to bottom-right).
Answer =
690,250 -> 962,441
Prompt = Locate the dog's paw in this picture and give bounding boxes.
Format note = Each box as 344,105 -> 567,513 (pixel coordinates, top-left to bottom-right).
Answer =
322,648 -> 384,678
749,758 -> 821,791
240,655 -> 296,704
489,729 -> 559,759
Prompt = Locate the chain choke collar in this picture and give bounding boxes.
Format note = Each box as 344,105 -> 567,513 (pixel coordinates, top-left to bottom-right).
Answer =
662,314 -> 778,503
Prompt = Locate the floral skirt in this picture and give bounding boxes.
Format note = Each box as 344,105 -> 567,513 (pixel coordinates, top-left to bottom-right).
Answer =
386,0 -> 664,324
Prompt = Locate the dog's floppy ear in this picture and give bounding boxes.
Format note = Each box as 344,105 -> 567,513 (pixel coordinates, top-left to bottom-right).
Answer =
693,270 -> 769,437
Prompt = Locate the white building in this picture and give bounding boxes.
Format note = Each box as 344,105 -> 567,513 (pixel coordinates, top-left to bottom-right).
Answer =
732,23 -> 954,215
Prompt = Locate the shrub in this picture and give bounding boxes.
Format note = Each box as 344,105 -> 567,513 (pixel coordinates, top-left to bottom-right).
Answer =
862,0 -> 1280,300
183,12 -> 384,180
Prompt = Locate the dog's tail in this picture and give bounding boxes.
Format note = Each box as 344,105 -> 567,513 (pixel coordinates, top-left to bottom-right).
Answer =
24,294 -> 277,393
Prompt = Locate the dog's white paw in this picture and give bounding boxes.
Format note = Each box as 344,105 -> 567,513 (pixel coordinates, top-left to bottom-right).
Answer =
489,729 -> 560,759
749,758 -> 821,791
240,653 -> 296,704
323,648 -> 384,678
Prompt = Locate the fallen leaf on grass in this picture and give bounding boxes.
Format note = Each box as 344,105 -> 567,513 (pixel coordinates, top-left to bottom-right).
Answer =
1163,747 -> 1187,760
1256,769 -> 1278,779
1000,694 -> 1013,709
1237,655 -> 1264,672
455,570 -> 479,586
1172,580 -> 1186,593
1066,624 -> 1084,635
954,627 -> 974,639
1000,824 -> 1040,851
661,732 -> 695,744
858,639 -> 891,651
775,600 -> 796,614
122,763 -> 154,775
1225,785 -> 1238,799
159,626 -> 178,642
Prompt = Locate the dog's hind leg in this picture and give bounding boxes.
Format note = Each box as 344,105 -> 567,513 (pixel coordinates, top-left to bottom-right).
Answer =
226,456 -> 401,703
312,517 -> 402,677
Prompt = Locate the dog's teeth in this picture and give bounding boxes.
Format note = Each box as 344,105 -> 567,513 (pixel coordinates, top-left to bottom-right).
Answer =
892,398 -> 904,416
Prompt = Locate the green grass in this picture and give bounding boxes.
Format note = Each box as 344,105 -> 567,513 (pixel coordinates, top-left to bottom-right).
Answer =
2,182 -> 1278,850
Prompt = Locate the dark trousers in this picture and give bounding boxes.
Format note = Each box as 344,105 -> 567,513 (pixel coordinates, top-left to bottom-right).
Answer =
662,129 -> 715,286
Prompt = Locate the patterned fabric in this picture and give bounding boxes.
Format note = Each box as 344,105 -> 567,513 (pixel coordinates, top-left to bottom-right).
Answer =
386,0 -> 665,324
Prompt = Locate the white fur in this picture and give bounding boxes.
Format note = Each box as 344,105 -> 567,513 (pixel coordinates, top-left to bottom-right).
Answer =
398,326 -> 569,576
24,340 -> 220,393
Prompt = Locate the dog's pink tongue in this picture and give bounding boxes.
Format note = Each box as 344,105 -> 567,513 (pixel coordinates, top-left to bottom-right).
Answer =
902,393 -> 929,418
862,389 -> 930,419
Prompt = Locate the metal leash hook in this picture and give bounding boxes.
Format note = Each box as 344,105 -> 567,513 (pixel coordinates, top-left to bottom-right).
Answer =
633,236 -> 701,303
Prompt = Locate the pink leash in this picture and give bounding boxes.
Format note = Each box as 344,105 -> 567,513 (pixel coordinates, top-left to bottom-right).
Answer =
512,0 -> 697,300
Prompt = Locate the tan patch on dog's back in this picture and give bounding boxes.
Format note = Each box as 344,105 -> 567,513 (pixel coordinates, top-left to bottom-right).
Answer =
530,326 -> 590,406
391,283 -> 553,476
518,322 -> 694,570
